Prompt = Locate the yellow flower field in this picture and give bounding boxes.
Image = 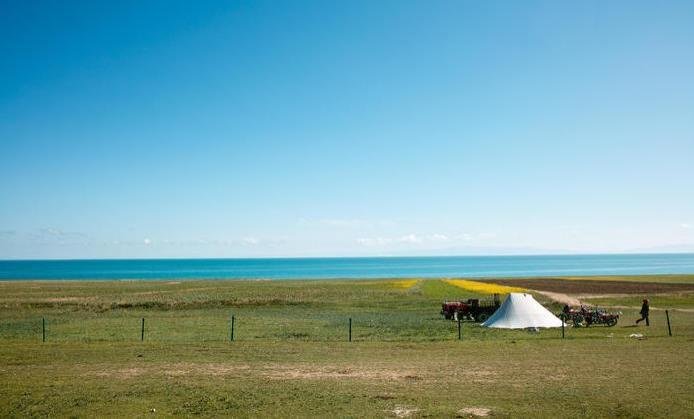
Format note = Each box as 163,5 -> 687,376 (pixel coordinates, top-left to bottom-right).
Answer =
443,279 -> 526,294
389,279 -> 420,289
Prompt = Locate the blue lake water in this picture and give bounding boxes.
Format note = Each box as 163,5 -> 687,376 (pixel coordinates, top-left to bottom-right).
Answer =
1,254 -> 694,280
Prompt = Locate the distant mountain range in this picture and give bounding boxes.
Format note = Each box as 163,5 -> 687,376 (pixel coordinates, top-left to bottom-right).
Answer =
625,243 -> 694,254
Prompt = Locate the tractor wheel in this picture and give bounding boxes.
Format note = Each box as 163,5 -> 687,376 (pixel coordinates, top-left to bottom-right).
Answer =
605,318 -> 618,327
476,313 -> 489,323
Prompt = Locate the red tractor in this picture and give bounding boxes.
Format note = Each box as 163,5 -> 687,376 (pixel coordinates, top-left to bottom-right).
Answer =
441,294 -> 501,322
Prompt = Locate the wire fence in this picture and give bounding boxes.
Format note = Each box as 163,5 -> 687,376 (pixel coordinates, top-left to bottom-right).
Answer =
0,309 -> 682,343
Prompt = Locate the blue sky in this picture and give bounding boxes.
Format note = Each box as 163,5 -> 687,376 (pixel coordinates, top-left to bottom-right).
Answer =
1,1 -> 693,259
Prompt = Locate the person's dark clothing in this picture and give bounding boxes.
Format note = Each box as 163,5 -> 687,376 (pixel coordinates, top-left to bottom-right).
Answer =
636,301 -> 650,325
640,302 -> 649,316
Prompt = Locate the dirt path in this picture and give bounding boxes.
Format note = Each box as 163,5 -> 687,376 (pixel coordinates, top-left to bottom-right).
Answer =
533,290 -> 581,306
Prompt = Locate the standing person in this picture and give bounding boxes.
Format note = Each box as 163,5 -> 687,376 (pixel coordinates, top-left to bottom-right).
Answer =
636,298 -> 650,326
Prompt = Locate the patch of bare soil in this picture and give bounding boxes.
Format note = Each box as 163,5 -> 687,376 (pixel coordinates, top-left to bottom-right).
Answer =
162,363 -> 251,376
265,365 -> 498,382
93,367 -> 143,379
388,406 -> 420,418
264,366 -> 420,381
578,293 -> 636,299
534,291 -> 581,306
457,407 -> 491,417
88,363 -> 498,384
91,363 -> 250,379
488,278 -> 694,294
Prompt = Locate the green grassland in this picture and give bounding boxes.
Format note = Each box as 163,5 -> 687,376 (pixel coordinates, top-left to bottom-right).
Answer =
1,277 -> 693,418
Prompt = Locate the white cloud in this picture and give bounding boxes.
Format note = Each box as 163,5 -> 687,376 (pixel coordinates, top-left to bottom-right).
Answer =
355,231 -> 499,248
36,228 -> 88,239
682,223 -> 692,230
107,236 -> 288,249
356,237 -> 394,247
242,237 -> 260,245
20,228 -> 91,245
399,234 -> 422,243
356,233 -> 450,246
477,232 -> 497,240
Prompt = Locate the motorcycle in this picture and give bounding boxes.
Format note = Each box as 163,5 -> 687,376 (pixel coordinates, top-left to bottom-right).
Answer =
559,305 -> 620,327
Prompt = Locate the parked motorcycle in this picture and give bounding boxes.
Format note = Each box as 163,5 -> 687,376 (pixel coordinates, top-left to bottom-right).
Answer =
559,305 -> 620,327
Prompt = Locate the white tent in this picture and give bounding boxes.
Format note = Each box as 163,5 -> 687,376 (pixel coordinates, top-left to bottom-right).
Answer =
481,293 -> 563,329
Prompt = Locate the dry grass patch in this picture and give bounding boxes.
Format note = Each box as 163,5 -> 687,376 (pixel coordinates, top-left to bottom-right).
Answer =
263,365 -> 422,381
388,405 -> 420,417
88,363 -> 252,379
458,407 -> 491,417
93,367 -> 144,379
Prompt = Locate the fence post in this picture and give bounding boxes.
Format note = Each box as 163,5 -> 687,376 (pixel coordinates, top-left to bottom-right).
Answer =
42,317 -> 46,343
665,310 -> 672,336
349,318 -> 352,342
561,318 -> 565,339
457,317 -> 462,340
230,315 -> 235,342
141,318 -> 145,341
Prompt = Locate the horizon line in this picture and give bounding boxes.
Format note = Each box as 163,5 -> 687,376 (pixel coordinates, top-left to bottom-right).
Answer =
2,251 -> 694,263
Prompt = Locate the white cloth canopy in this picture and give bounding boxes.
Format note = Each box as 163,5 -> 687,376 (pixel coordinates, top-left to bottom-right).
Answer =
481,292 -> 563,329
